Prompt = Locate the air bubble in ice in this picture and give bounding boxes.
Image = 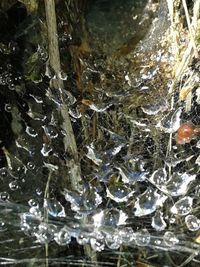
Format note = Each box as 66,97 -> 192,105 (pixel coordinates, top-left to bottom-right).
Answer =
106,184 -> 134,203
149,168 -> 168,185
54,227 -> 71,245
151,211 -> 167,231
44,198 -> 66,218
161,172 -> 196,196
163,231 -> 179,246
171,196 -> 193,216
156,107 -> 182,133
135,229 -> 150,246
4,104 -> 12,112
134,188 -> 167,217
185,215 -> 200,231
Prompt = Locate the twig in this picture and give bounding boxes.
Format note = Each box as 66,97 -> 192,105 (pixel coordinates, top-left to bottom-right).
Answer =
44,0 -> 83,193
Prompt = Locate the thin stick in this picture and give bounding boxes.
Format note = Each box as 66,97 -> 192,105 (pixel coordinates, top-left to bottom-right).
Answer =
44,0 -> 83,192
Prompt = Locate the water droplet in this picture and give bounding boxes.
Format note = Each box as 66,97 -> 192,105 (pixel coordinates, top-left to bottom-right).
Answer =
0,192 -> 9,201
142,97 -> 168,115
90,237 -> 105,252
68,106 -> 82,119
28,199 -> 39,207
102,209 -> 127,227
156,107 -> 182,133
86,144 -> 102,165
36,188 -> 43,196
41,143 -> 53,157
29,206 -> 42,217
118,227 -> 135,244
171,196 -> 193,216
64,188 -> 102,215
27,162 -> 35,170
195,155 -> 200,166
9,180 -> 19,191
58,71 -> 68,80
149,168 -> 168,185
29,94 -> 43,103
135,229 -> 150,246
5,104 -> 12,112
185,215 -> 200,231
105,232 -> 121,249
76,232 -> 90,245
44,198 -> 66,217
106,184 -> 134,203
25,126 -> 38,137
163,231 -> 179,246
35,223 -> 57,244
43,125 -> 58,139
0,168 -> 8,178
134,188 -> 167,217
54,227 -> 71,246
151,211 -> 167,231
0,220 -> 6,232
20,213 -> 41,234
